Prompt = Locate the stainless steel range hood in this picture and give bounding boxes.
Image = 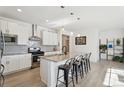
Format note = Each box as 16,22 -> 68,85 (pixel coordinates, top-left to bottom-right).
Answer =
29,24 -> 41,41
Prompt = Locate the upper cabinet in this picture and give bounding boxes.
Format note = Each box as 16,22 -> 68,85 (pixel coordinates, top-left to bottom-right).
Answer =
0,20 -> 18,35
35,26 -> 42,38
0,19 -> 32,45
42,31 -> 58,45
17,23 -> 32,45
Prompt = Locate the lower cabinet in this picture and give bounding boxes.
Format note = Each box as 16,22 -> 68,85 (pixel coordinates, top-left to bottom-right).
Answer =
1,54 -> 31,75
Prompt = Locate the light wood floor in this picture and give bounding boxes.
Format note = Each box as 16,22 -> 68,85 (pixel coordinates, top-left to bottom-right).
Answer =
3,60 -> 124,87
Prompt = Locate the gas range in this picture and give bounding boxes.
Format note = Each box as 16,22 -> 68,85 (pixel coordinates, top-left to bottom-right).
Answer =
28,47 -> 44,68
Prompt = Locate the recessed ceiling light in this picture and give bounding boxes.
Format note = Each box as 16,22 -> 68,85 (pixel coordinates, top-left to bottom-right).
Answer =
60,6 -> 65,8
17,9 -> 22,12
77,17 -> 80,20
46,20 -> 49,22
70,12 -> 74,15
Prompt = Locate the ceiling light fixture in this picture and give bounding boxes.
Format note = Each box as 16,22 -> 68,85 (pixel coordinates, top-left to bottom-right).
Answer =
71,32 -> 74,36
17,8 -> 22,12
77,34 -> 81,37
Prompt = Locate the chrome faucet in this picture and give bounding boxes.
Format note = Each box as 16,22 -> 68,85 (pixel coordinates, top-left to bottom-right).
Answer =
62,46 -> 67,55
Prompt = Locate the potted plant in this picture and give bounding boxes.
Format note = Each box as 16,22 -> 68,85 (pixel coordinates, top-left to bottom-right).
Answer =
112,56 -> 120,61
116,39 -> 121,46
99,44 -> 107,53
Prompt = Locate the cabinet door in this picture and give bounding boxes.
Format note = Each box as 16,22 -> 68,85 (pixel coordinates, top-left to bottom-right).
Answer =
1,56 -> 9,74
49,32 -> 53,45
8,21 -> 18,35
19,54 -> 31,69
0,20 -> 8,33
37,26 -> 42,38
1,55 -> 19,74
52,33 -> 58,45
42,31 -> 49,45
24,54 -> 31,68
7,55 -> 19,72
18,24 -> 31,45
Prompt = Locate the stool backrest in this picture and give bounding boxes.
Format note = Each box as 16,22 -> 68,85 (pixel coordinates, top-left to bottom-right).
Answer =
64,58 -> 75,68
87,52 -> 91,59
74,55 -> 82,63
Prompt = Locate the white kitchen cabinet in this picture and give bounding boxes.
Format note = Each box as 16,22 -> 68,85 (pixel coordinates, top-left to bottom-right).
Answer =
7,21 -> 18,35
0,20 -> 8,33
42,31 -> 58,45
1,55 -> 19,74
0,19 -> 32,45
1,56 -> 10,74
42,31 -> 50,45
0,19 -> 18,34
35,26 -> 42,38
1,54 -> 31,75
52,32 -> 58,45
17,23 -> 32,45
19,54 -> 31,69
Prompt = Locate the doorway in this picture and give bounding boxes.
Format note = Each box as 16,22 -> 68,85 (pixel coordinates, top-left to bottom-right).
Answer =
62,34 -> 70,54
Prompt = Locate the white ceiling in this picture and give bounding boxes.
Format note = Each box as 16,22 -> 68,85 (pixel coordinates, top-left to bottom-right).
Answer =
0,6 -> 124,32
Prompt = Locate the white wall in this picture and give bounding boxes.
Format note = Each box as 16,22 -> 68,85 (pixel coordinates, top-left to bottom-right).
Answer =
71,29 -> 99,62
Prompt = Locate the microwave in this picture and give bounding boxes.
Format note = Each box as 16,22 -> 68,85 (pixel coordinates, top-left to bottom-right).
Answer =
4,34 -> 18,44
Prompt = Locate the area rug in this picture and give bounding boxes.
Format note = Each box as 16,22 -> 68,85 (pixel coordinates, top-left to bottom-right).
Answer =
103,68 -> 124,87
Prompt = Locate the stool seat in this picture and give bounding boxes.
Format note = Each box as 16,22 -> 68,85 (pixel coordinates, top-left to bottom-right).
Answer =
58,64 -> 71,70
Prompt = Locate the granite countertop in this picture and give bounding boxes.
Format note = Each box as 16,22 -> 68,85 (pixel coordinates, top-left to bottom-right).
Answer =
40,53 -> 78,62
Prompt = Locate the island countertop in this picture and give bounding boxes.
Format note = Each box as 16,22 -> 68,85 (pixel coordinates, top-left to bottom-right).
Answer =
40,54 -> 72,62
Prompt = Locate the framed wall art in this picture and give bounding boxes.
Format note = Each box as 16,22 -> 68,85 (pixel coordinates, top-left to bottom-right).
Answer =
75,36 -> 86,45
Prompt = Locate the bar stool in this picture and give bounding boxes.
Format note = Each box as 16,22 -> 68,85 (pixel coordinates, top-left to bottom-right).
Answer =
81,54 -> 88,74
86,53 -> 92,71
73,55 -> 83,84
56,58 -> 75,87
80,55 -> 86,76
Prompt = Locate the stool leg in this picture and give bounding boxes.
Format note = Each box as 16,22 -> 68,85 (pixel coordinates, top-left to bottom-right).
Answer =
86,60 -> 88,72
88,59 -> 91,70
84,61 -> 87,74
56,69 -> 60,87
71,69 -> 75,87
81,61 -> 84,78
64,70 -> 69,87
75,65 -> 78,84
79,65 -> 82,79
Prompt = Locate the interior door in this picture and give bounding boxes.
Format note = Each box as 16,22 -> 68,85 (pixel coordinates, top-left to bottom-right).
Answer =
62,34 -> 70,53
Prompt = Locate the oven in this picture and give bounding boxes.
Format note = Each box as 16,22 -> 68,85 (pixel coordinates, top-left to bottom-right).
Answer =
28,47 -> 44,68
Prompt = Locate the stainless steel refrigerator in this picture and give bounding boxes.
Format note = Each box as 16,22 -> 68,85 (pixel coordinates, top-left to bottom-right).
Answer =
0,30 -> 5,87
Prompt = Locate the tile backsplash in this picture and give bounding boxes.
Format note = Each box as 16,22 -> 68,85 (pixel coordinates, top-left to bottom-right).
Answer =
4,45 -> 28,55
4,45 -> 59,55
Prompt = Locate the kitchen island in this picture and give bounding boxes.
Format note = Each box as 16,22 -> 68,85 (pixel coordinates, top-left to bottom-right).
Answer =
40,53 -> 77,87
